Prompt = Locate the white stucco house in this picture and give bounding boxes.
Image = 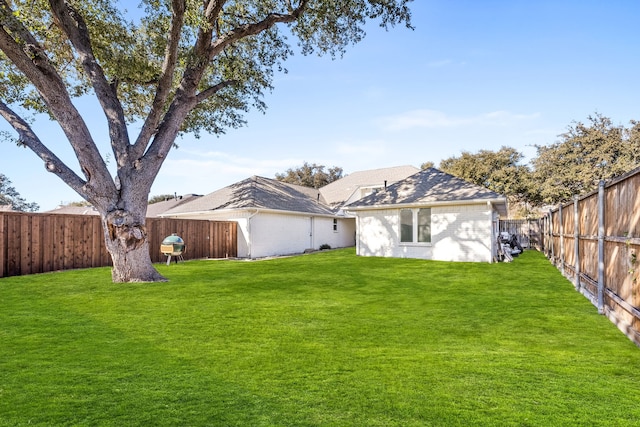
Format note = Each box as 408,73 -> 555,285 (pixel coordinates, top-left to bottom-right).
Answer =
345,168 -> 508,263
160,166 -> 419,258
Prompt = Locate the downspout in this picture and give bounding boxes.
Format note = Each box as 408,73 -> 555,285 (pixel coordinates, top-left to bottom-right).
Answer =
355,214 -> 360,255
488,201 -> 497,263
247,209 -> 260,259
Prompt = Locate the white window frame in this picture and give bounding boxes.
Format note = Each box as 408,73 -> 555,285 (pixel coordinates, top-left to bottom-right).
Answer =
399,208 -> 431,245
333,218 -> 338,232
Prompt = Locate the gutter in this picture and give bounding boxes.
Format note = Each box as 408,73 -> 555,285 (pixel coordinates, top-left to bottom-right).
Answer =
344,197 -> 508,212
158,210 -> 214,218
160,206 -> 343,219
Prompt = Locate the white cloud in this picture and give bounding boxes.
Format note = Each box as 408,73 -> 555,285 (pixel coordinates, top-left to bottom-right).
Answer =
151,150 -> 305,197
378,109 -> 541,131
161,150 -> 301,180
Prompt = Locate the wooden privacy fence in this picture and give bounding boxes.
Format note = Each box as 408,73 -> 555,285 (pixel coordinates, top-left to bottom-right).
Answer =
541,166 -> 640,346
0,212 -> 237,278
499,219 -> 543,250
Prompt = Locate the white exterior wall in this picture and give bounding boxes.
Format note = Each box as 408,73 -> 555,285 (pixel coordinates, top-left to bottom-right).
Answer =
166,210 -> 355,259
249,212 -> 355,258
316,216 -> 356,251
355,203 -> 495,263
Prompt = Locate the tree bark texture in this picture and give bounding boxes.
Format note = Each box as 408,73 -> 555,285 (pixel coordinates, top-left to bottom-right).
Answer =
102,210 -> 166,282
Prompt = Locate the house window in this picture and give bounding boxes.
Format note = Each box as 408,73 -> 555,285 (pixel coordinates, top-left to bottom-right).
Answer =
400,209 -> 413,242
417,208 -> 431,243
333,218 -> 338,232
400,208 -> 431,243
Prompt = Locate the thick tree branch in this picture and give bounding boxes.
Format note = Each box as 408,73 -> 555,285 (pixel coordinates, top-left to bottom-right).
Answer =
209,1 -> 308,58
48,0 -> 130,165
204,1 -> 228,25
0,1 -> 114,197
131,0 -> 187,159
0,100 -> 88,197
195,79 -> 237,103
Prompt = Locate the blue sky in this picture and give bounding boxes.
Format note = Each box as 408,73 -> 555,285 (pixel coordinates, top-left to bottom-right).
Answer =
2,0 -> 640,211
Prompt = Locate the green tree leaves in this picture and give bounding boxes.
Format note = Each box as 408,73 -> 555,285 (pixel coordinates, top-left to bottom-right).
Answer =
434,113 -> 640,214
275,161 -> 343,188
439,146 -> 534,209
0,172 -> 38,211
532,113 -> 640,205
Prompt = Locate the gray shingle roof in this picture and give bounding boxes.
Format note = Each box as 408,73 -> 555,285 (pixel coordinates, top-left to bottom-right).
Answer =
162,176 -> 335,216
43,194 -> 202,217
45,205 -> 100,215
320,165 -> 420,207
145,194 -> 202,217
346,168 -> 508,214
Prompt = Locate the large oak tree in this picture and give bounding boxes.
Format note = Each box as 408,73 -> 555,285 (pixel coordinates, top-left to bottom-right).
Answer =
0,0 -> 412,282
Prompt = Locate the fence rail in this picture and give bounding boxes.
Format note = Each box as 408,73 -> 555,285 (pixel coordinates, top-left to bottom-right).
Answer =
0,212 -> 237,278
541,166 -> 640,346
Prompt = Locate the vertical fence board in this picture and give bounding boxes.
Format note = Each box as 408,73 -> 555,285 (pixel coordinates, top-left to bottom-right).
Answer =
8,214 -> 21,276
91,217 -> 101,267
562,203 -> 576,271
20,215 -> 31,275
32,215 -> 42,274
0,214 -> 6,278
41,215 -> 51,273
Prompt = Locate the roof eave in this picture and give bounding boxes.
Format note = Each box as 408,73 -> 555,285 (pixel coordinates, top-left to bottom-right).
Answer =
160,206 -> 342,218
345,197 -> 508,212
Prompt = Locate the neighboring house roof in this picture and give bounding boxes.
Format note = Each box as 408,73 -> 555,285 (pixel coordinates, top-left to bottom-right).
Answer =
46,205 -> 99,215
0,204 -> 15,212
320,165 -> 420,207
163,176 -> 335,216
43,194 -> 201,217
346,168 -> 508,216
146,194 -> 202,217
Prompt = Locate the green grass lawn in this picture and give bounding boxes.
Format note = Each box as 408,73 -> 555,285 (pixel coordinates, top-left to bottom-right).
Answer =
1,249 -> 639,426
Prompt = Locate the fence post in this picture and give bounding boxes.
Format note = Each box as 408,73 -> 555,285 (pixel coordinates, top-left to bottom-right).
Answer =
597,180 -> 605,314
549,210 -> 554,261
559,204 -> 564,274
574,196 -> 580,291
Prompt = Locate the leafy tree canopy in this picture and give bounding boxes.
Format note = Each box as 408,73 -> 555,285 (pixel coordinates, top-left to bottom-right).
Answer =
439,146 -> 533,204
432,114 -> 640,214
0,172 -> 39,211
420,161 -> 434,169
64,200 -> 92,207
531,113 -> 640,205
148,194 -> 176,204
275,161 -> 343,188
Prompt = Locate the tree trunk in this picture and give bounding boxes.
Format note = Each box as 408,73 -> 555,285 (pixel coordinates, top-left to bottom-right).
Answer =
102,209 -> 166,283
